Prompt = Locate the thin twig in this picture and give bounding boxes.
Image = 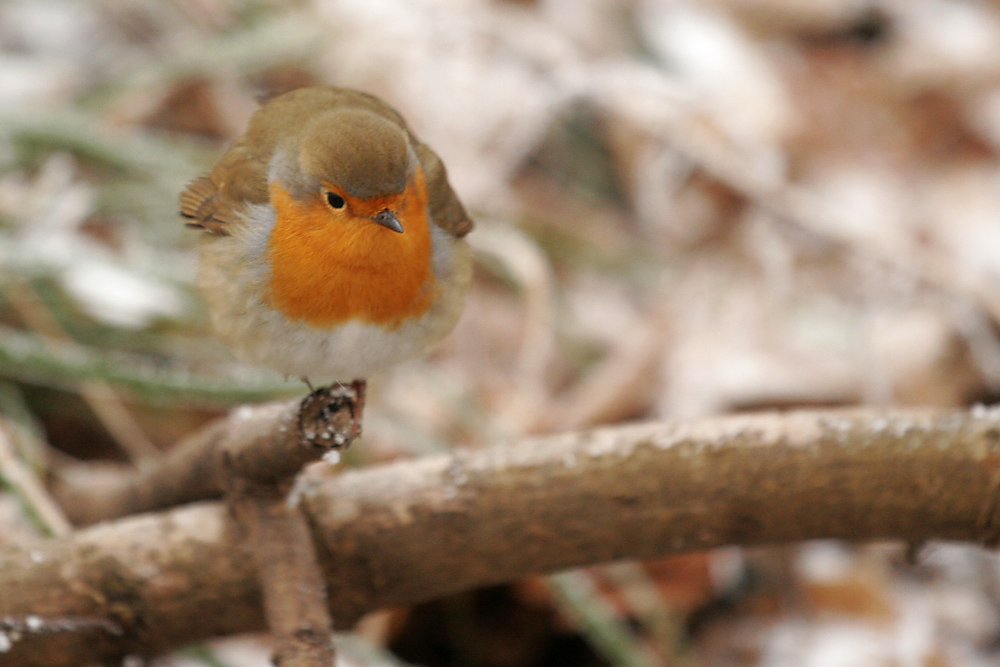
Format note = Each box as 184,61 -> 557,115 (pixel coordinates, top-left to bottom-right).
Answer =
547,570 -> 662,667
0,324 -> 297,408
2,280 -> 159,461
601,562 -> 688,662
0,422 -> 71,537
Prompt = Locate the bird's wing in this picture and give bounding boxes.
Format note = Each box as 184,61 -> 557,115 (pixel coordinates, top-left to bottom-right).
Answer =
415,142 -> 474,238
180,142 -> 269,236
179,175 -> 229,235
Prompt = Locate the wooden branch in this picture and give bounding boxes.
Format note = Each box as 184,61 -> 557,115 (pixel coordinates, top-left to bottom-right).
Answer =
4,407 -> 1000,666
216,385 -> 361,667
228,485 -> 336,667
46,385 -> 359,666
51,385 -> 360,524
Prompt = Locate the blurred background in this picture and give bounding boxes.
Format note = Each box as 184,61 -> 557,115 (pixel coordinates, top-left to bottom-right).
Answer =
2,0 -> 1000,665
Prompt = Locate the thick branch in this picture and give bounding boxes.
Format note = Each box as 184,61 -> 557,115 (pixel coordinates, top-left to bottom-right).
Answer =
4,407 -> 1000,666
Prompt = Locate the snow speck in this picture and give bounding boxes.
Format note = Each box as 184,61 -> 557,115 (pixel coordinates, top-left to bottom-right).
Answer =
972,403 -> 1000,420
233,405 -> 255,421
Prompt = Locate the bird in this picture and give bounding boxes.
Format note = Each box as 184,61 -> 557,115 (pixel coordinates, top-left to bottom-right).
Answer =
180,86 -> 473,416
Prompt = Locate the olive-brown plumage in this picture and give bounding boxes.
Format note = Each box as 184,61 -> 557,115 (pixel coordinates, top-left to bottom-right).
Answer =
182,86 -> 473,382
181,87 -> 472,238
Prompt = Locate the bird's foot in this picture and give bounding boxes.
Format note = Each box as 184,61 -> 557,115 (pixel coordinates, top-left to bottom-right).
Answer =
297,379 -> 366,451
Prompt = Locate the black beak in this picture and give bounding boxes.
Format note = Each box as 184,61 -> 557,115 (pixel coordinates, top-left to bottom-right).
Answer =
372,209 -> 404,234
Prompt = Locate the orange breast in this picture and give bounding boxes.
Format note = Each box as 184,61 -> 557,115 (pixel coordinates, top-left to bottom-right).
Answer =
266,171 -> 436,329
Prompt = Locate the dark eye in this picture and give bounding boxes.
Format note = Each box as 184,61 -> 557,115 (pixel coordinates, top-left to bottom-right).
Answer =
326,192 -> 346,209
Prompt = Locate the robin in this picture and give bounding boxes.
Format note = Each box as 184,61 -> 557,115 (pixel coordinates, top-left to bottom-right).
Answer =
181,86 -> 473,409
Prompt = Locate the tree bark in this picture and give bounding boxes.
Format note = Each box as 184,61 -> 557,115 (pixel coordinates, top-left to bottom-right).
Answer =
216,384 -> 362,667
3,407 -> 1000,666
51,385 -> 359,524
229,484 -> 336,667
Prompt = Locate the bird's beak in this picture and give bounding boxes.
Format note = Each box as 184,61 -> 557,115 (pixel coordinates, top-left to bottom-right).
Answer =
372,209 -> 404,234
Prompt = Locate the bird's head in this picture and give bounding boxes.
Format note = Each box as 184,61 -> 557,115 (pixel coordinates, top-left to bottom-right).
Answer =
264,108 -> 436,327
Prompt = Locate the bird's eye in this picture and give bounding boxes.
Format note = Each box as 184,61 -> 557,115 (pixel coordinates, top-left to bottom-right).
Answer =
326,192 -> 346,209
